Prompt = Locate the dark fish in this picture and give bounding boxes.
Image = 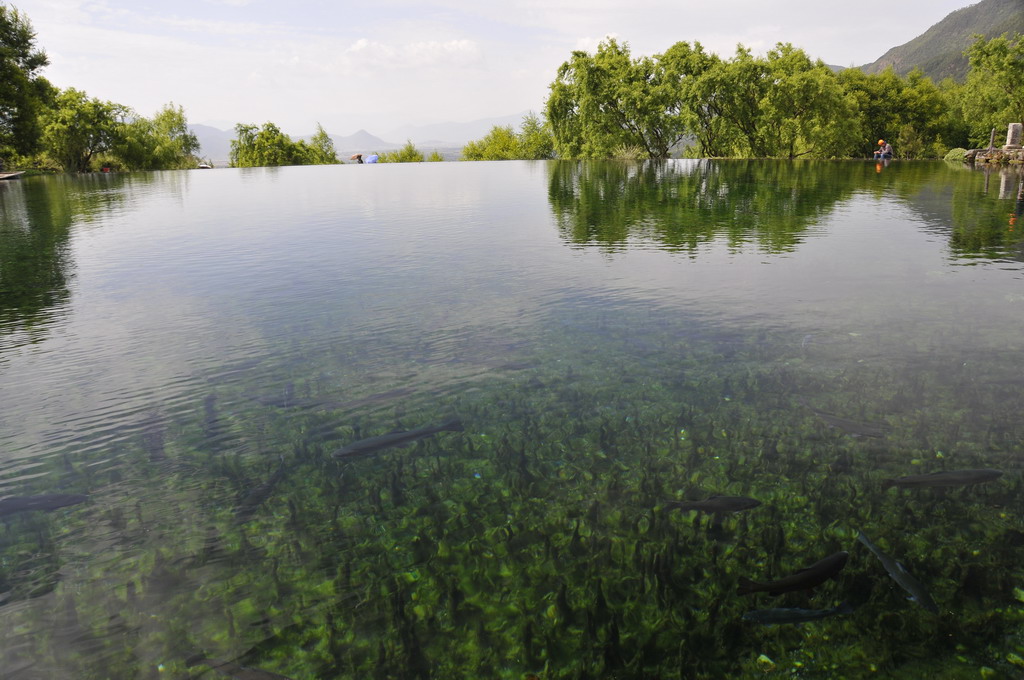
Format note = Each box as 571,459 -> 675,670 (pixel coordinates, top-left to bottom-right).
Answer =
492,361 -> 537,371
0,494 -> 88,517
882,468 -> 1002,490
666,496 -> 761,514
743,601 -> 854,624
331,418 -> 464,458
857,531 -> 938,613
798,398 -> 890,438
235,459 -> 287,521
321,387 -> 416,412
140,410 -> 167,462
185,656 -> 293,679
738,551 -> 849,596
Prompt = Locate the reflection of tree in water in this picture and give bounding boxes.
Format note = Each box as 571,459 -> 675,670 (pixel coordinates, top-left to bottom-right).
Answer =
948,165 -> 1024,261
548,159 -> 867,254
550,159 -> 1024,263
0,175 -> 129,338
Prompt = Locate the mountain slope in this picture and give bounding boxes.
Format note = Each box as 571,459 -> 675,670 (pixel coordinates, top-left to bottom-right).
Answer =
189,124 -> 234,163
860,0 -> 1024,81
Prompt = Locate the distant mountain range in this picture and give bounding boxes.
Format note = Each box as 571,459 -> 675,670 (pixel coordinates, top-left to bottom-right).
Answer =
859,0 -> 1024,81
192,0 -> 1023,163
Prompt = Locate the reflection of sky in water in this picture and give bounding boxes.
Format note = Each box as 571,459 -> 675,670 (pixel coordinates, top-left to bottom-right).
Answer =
2,161 -> 1024,468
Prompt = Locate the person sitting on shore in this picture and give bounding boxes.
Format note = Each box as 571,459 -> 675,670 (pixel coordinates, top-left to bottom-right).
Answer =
873,139 -> 893,159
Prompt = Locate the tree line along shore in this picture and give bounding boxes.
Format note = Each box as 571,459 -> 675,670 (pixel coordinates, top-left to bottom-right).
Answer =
2,4 -> 1022,172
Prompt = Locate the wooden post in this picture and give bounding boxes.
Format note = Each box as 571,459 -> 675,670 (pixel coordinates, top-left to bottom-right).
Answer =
989,128 -> 997,150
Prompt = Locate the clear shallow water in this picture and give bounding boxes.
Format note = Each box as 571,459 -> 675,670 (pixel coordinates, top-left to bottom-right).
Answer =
1,160 -> 1024,678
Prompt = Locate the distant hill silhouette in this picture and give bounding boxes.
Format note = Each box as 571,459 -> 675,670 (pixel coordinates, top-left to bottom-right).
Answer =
320,129 -> 401,155
189,124 -> 234,164
383,111 -> 532,147
859,0 -> 1024,81
188,125 -> 402,165
187,115 -> 525,164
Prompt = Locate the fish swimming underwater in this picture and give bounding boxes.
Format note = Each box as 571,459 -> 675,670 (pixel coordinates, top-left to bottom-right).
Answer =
235,459 -> 287,521
738,551 -> 849,596
882,469 -> 1002,490
666,496 -> 761,514
801,403 -> 890,438
663,493 -> 761,510
185,655 -> 294,679
743,601 -> 854,624
857,531 -> 938,613
0,494 -> 88,517
331,418 -> 464,459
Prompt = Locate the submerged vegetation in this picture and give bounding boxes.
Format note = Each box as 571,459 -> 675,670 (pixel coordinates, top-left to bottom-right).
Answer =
4,308 -> 1024,678
2,161 -> 1024,678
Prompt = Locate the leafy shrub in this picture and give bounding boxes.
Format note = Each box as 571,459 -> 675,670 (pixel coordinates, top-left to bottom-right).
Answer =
379,140 -> 424,163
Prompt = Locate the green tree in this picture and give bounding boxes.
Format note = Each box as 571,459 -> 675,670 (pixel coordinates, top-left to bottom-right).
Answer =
378,140 -> 423,163
710,44 -> 857,158
427,150 -> 444,162
41,88 -> 128,172
150,103 -> 200,167
463,126 -> 520,160
545,39 -> 689,159
759,44 -> 859,158
895,123 -> 926,159
304,123 -> 339,165
0,4 -> 52,165
462,125 -> 519,160
838,67 -> 906,155
659,41 -> 733,157
839,67 -> 965,157
113,103 -> 200,170
961,32 -> 1024,146
230,122 -> 307,167
461,113 -> 553,161
515,112 -> 554,159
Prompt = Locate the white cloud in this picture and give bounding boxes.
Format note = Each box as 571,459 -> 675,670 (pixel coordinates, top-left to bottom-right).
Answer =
344,38 -> 481,70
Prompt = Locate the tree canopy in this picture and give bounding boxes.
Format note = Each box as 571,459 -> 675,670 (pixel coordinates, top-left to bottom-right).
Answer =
461,113 -> 555,161
229,122 -> 340,167
0,5 -> 51,164
41,88 -> 129,173
542,35 -> 1024,160
115,103 -> 201,170
379,140 -> 424,163
545,39 -> 691,160
960,32 -> 1024,145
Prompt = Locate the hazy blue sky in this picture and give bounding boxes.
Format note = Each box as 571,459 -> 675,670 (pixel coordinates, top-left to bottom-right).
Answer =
13,0 -> 975,136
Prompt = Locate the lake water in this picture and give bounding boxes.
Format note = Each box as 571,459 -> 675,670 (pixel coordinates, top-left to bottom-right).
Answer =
1,159 -> 1023,679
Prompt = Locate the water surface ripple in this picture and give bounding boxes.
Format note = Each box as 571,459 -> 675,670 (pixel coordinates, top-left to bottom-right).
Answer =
1,160 -> 1023,678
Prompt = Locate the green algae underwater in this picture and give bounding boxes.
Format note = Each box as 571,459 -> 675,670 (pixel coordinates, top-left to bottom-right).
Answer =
2,160 -> 1024,679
